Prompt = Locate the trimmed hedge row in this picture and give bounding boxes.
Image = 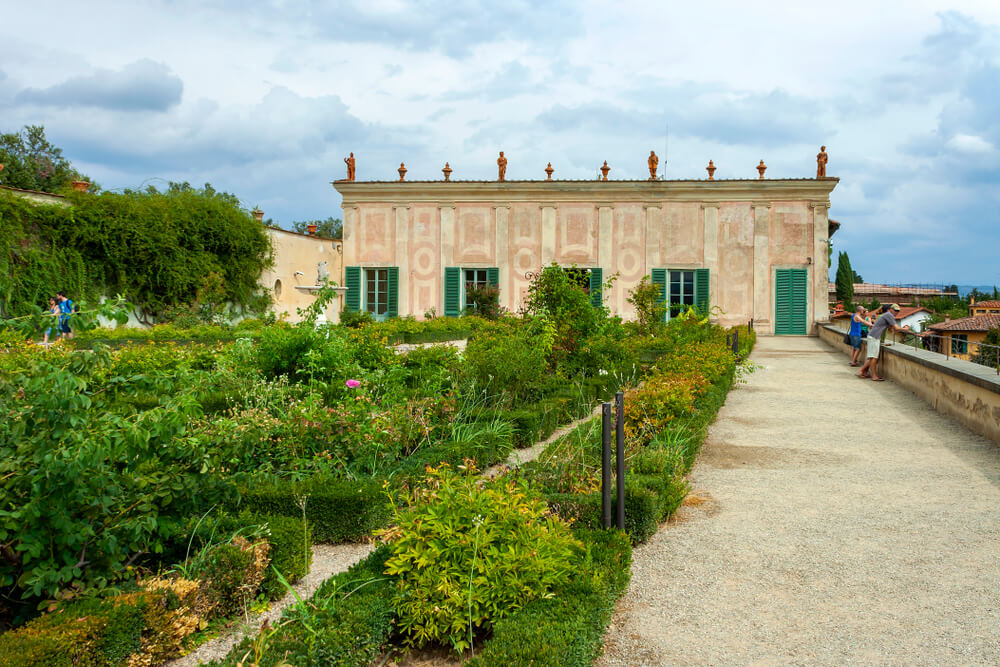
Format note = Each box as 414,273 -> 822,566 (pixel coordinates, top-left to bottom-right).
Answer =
468,527 -> 632,666
212,546 -> 395,667
0,511 -> 312,666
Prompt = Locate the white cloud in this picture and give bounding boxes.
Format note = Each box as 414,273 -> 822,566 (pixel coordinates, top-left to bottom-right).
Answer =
2,1 -> 1000,284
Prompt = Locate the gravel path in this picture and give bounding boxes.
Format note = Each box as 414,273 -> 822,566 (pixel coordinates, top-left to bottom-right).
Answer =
484,405 -> 602,479
598,335 -> 1000,666
168,542 -> 375,666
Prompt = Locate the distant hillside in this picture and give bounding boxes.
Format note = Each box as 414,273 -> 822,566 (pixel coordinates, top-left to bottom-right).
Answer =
958,285 -> 1000,298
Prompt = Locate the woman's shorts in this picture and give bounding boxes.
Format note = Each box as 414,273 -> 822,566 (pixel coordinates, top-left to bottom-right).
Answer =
849,334 -> 861,349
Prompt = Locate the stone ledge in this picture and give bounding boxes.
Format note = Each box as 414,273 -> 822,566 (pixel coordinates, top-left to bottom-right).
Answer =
820,323 -> 1000,395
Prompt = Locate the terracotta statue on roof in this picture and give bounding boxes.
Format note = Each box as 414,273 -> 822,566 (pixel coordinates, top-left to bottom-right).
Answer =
816,146 -> 828,178
343,152 -> 356,181
648,151 -> 659,180
497,151 -> 507,182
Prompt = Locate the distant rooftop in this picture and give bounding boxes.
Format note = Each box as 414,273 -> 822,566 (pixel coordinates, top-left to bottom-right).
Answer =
928,313 -> 1000,332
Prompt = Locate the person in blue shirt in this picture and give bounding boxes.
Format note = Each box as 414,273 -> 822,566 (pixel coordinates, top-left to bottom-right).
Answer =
56,290 -> 74,340
848,306 -> 872,367
42,296 -> 59,345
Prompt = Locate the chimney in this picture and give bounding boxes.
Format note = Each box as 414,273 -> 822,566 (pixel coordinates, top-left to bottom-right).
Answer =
251,208 -> 264,222
971,296 -> 976,305
71,180 -> 89,193
307,223 -> 318,235
945,315 -> 951,322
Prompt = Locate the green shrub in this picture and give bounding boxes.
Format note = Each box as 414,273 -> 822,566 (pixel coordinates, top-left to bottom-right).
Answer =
236,476 -> 388,543
501,407 -> 544,448
463,317 -> 554,406
255,514 -> 312,600
545,486 -> 660,545
382,465 -> 581,653
468,528 -> 632,666
253,323 -> 317,379
196,538 -> 269,617
340,309 -> 375,328
213,546 -> 395,667
0,595 -> 147,666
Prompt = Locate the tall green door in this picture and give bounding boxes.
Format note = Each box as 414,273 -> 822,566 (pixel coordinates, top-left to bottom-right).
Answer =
774,268 -> 808,335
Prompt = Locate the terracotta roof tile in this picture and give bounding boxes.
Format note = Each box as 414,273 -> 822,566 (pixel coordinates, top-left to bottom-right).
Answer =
927,313 -> 1000,332
971,300 -> 1000,309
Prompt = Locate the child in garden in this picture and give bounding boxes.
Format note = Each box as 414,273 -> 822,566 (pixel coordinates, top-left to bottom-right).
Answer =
42,296 -> 59,345
56,291 -> 74,340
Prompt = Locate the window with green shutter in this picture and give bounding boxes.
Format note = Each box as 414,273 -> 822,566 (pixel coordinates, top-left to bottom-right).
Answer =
363,268 -> 397,321
651,269 -> 668,322
344,266 -> 361,312
386,267 -> 399,318
444,267 -> 460,317
658,268 -> 709,319
589,268 -> 603,308
774,268 -> 808,335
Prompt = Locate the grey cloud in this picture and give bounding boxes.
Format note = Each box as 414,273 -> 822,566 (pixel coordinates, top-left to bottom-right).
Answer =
16,59 -> 182,112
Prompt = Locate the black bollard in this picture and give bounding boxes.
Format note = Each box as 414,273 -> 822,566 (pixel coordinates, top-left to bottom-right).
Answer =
615,391 -> 625,530
601,402 -> 612,529
732,329 -> 739,355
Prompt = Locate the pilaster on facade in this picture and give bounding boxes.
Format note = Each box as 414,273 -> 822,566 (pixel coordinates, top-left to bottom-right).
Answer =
598,205 -> 614,277
393,205 -> 410,316
644,205 -> 661,278
439,205 -> 455,272
540,205 -> 556,266
494,205 -> 510,310
702,205 -> 720,317
811,202 -> 830,326
342,205 -> 358,266
752,203 -> 772,329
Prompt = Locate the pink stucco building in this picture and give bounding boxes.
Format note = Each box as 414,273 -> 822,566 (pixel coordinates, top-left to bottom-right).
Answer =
334,177 -> 838,334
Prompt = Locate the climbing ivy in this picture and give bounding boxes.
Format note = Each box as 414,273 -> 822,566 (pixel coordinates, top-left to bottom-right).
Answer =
0,185 -> 273,320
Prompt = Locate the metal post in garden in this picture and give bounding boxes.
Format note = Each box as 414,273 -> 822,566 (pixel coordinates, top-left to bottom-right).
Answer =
732,329 -> 739,355
601,402 -> 612,529
615,391 -> 625,530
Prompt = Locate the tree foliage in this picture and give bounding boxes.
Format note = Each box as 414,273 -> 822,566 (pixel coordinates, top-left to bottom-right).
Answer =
0,185 -> 273,321
835,251 -> 855,308
291,216 -> 342,239
0,125 -> 92,193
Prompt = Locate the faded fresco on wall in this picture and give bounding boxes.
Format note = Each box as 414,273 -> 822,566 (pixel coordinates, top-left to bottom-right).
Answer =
357,206 -> 394,264
409,206 -> 440,317
770,203 -> 811,265
555,204 -> 598,266
718,204 -> 754,326
454,206 -> 495,265
509,203 -> 542,309
660,203 -> 703,266
612,204 -> 645,316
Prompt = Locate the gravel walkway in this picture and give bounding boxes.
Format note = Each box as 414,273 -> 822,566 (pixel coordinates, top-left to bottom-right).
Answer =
167,542 -> 375,666
598,335 -> 1000,666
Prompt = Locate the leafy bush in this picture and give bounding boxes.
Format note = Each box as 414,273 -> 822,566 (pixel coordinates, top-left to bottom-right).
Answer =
627,275 -> 667,334
339,308 -> 375,328
0,351 -> 233,602
623,372 -> 707,446
463,317 -> 554,406
191,537 -> 270,618
467,527 -> 632,666
381,465 -> 581,653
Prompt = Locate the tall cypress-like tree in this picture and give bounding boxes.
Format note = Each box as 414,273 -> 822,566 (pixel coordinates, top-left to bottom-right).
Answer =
835,251 -> 855,308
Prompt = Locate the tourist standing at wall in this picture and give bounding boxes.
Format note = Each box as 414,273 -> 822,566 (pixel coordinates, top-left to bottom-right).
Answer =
858,304 -> 921,381
848,306 -> 871,367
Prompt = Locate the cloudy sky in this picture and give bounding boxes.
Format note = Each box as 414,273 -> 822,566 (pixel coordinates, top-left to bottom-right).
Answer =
3,0 -> 1000,286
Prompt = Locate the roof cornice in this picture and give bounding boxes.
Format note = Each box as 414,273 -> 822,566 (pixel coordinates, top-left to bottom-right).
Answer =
332,178 -> 839,206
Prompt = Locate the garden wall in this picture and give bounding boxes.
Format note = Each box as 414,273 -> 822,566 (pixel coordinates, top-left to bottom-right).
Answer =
819,323 -> 1000,445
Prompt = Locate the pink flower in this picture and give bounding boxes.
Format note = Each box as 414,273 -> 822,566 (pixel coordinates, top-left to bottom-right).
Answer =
346,379 -> 361,389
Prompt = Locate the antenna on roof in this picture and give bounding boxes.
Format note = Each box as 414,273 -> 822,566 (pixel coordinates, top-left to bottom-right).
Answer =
663,123 -> 669,179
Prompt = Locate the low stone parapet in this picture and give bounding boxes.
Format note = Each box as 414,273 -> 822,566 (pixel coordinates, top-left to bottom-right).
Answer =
818,324 -> 1000,444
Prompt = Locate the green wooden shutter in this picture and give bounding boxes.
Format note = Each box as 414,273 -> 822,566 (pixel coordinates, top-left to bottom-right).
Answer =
790,268 -> 808,334
695,268 -> 710,315
651,269 -> 667,322
444,267 -> 460,317
589,268 -> 603,308
344,266 -> 361,312
775,269 -> 791,334
774,268 -> 807,335
387,266 -> 399,318
487,267 -> 499,288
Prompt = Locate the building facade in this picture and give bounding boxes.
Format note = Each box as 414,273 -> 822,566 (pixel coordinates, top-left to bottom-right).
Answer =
335,178 -> 838,334
260,227 -> 344,323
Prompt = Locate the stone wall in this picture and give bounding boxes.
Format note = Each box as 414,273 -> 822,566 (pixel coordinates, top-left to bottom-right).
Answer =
818,324 -> 1000,445
261,227 -> 344,323
337,179 -> 838,331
